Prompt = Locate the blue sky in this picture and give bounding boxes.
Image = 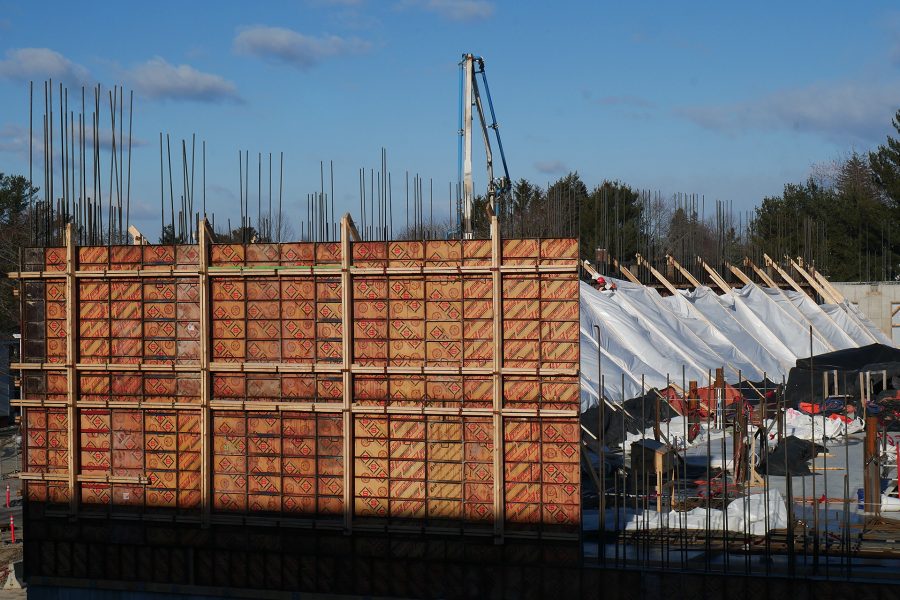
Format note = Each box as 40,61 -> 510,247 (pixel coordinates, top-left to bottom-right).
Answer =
0,1 -> 899,238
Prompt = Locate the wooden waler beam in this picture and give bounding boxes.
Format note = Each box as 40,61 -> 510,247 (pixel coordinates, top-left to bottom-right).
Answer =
788,257 -> 834,303
744,257 -> 779,288
763,253 -> 806,295
635,253 -> 678,296
697,258 -> 732,295
725,261 -> 753,286
665,254 -> 701,288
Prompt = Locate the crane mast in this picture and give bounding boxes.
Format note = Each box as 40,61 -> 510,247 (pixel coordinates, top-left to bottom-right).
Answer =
458,53 -> 510,239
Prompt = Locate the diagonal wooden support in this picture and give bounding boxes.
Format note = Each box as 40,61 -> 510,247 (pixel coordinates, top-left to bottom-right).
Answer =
697,257 -> 731,295
788,257 -> 833,303
763,253 -> 805,295
612,258 -> 641,285
726,262 -> 753,286
666,254 -> 701,288
814,269 -> 845,304
636,253 -> 678,296
744,257 -> 778,288
582,259 -> 599,279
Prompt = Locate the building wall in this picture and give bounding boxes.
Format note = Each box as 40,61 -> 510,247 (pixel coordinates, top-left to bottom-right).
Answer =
14,227 -> 580,538
831,281 -> 900,344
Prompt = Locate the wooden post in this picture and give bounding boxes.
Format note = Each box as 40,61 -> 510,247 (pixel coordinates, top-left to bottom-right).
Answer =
64,223 -> 79,512
655,452 -> 663,513
687,380 -> 699,443
490,213 -> 504,540
653,393 -> 661,442
198,221 -> 212,525
864,415 -> 881,514
340,214 -> 355,533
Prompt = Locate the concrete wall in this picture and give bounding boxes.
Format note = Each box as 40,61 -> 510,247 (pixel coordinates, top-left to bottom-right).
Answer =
831,281 -> 900,344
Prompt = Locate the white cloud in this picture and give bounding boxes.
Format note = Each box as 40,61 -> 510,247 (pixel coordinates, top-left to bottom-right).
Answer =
674,79 -> 900,144
129,58 -> 240,103
233,26 -> 370,69
0,124 -> 30,154
534,160 -> 568,175
0,48 -> 91,86
398,0 -> 495,21
0,122 -> 144,161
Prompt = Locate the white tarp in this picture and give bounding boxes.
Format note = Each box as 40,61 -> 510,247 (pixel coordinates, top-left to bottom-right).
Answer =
676,286 -> 791,377
598,490 -> 789,535
769,408 -> 865,442
731,284 -> 832,358
581,278 -> 893,410
782,290 -> 857,350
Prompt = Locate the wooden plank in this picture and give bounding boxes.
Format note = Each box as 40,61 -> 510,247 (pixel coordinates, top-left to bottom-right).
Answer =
491,214 -> 504,540
762,253 -> 805,295
665,254 -> 701,288
698,258 -> 732,295
814,269 -> 846,303
635,253 -> 678,296
341,215 -> 354,532
745,257 -> 779,288
8,264 -> 579,279
788,257 -> 833,303
726,262 -> 753,286
198,220 -> 212,525
65,223 -> 78,513
612,258 -> 641,285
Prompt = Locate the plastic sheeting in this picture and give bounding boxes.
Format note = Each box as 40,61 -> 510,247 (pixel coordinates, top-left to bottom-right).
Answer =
600,490 -> 789,535
581,278 -> 894,410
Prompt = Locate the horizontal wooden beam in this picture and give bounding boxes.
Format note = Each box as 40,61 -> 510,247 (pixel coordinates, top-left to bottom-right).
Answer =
11,264 -> 578,280
14,362 -> 578,378
14,397 -> 576,418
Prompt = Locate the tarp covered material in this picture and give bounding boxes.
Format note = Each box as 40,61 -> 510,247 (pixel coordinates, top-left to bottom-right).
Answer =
581,278 -> 894,411
599,489 -> 789,535
784,344 -> 900,406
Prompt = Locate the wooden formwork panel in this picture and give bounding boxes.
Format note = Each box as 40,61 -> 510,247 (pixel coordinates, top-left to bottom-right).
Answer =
211,410 -> 344,516
16,232 -> 580,535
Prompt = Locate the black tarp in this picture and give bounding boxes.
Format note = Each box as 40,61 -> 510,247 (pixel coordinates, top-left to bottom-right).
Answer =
581,389 -> 678,448
758,435 -> 825,476
785,343 -> 900,407
733,378 -> 779,402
